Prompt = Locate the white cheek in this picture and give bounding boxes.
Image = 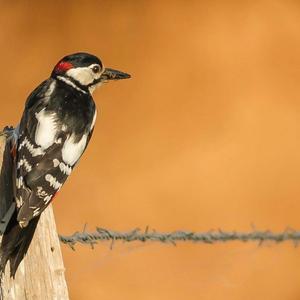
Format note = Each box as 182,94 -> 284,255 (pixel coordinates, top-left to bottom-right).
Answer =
62,134 -> 88,166
66,67 -> 94,85
35,109 -> 57,149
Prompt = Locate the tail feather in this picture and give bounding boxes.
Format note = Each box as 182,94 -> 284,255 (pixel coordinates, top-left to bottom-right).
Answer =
0,210 -> 40,278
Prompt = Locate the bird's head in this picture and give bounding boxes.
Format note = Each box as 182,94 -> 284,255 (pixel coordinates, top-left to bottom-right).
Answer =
51,52 -> 130,94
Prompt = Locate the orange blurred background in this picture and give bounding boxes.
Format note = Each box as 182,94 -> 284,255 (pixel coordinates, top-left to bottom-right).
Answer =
1,1 -> 300,299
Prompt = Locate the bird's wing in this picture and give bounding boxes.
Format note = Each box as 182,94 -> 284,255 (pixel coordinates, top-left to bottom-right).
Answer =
15,79 -> 94,226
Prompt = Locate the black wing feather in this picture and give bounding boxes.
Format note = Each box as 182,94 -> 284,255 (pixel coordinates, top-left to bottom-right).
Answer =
0,77 -> 95,277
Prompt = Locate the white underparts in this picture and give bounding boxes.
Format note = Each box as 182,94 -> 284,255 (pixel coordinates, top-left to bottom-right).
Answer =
62,134 -> 88,166
57,76 -> 87,94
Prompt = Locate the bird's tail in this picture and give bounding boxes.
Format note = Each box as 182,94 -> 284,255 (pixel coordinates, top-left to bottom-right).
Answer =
0,210 -> 40,278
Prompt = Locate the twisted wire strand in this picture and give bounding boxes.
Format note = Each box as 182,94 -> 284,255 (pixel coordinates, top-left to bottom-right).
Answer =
58,226 -> 300,250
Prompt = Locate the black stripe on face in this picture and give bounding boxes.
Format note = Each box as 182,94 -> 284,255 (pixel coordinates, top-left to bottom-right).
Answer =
99,60 -> 103,71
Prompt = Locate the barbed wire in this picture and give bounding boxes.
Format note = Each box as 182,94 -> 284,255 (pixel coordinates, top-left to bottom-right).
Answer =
58,226 -> 300,250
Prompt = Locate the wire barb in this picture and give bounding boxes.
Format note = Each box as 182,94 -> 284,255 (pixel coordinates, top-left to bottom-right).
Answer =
58,227 -> 300,249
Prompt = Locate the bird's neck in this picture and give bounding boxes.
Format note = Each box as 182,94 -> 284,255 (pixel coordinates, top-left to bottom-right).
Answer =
55,75 -> 89,95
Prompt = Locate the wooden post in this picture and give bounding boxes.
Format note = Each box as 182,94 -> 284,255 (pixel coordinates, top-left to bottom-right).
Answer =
0,130 -> 69,299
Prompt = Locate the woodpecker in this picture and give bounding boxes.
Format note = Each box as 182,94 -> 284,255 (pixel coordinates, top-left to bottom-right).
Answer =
0,52 -> 130,277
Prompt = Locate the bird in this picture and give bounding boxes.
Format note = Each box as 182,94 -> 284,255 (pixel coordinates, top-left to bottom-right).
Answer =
0,52 -> 130,277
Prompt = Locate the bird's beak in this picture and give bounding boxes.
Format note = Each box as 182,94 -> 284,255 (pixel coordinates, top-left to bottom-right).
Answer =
100,68 -> 131,82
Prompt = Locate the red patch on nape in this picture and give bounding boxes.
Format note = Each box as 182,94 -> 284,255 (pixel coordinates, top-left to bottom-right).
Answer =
55,61 -> 73,73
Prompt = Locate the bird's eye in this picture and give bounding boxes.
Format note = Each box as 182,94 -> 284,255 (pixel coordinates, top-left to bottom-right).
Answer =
92,65 -> 100,73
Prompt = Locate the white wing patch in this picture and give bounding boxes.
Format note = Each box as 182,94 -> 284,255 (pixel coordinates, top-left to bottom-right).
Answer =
17,158 -> 32,172
53,158 -> 72,175
59,162 -> 72,175
53,159 -> 60,167
18,137 -> 45,157
62,134 -> 88,166
44,195 -> 53,205
16,176 -> 24,189
16,196 -> 23,208
32,207 -> 41,217
35,109 -> 57,149
37,186 -> 49,198
45,174 -> 62,190
36,187 -> 53,204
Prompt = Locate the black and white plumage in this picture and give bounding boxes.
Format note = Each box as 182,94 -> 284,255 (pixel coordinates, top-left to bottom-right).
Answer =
0,52 -> 130,277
